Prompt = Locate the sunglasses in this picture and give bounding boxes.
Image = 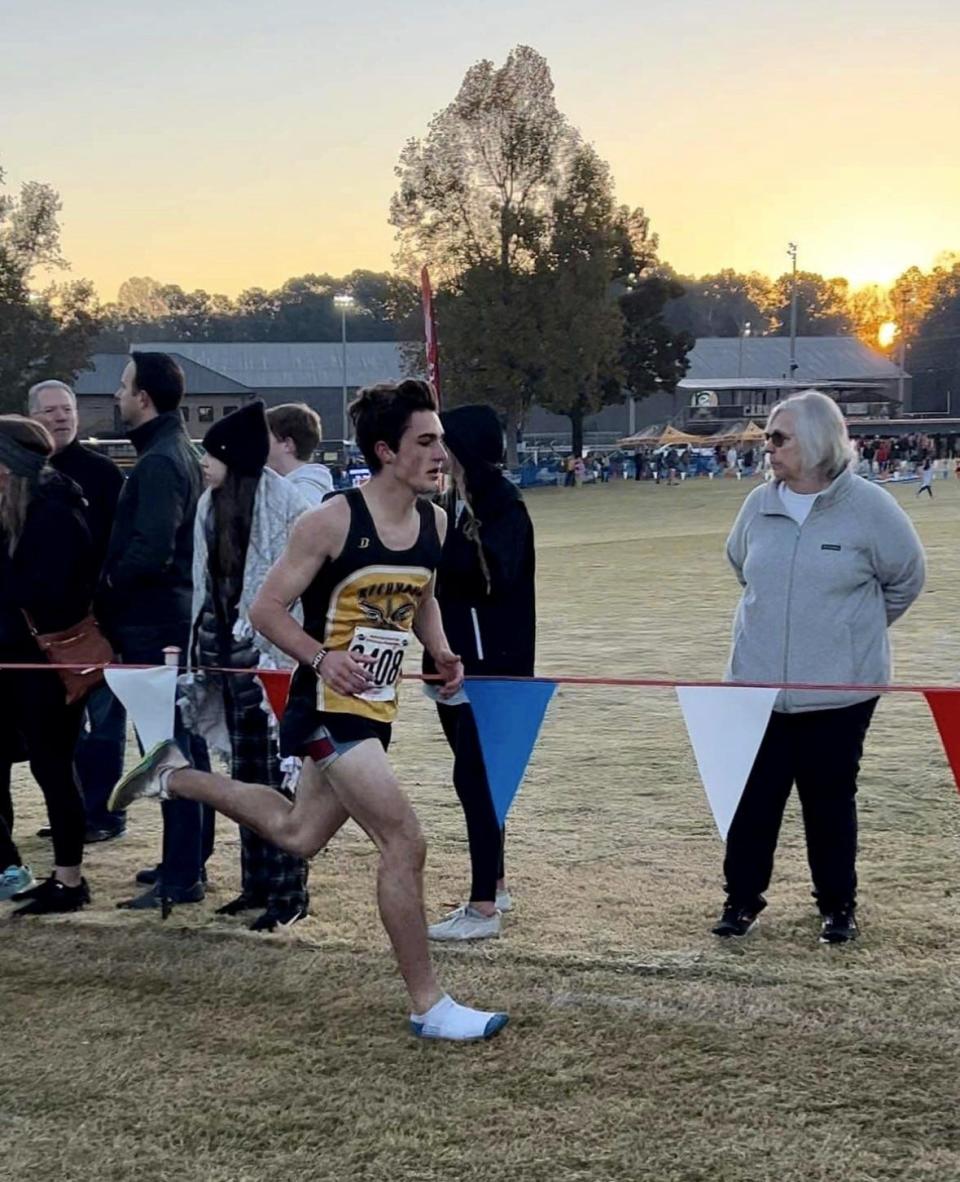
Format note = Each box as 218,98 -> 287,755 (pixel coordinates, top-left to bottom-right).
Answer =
764,430 -> 792,448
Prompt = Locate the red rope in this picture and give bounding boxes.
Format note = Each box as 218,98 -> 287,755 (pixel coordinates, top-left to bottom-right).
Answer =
1,661 -> 958,696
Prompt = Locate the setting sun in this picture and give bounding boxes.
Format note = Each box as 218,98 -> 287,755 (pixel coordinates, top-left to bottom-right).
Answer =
878,321 -> 898,348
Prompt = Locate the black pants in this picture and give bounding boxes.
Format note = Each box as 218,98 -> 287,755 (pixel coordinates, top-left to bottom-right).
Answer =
723,698 -> 878,915
221,673 -> 308,911
114,624 -> 214,892
0,669 -> 86,867
437,703 -> 504,904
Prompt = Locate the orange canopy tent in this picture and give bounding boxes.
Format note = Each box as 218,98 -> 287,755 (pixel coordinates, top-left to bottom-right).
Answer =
708,420 -> 766,447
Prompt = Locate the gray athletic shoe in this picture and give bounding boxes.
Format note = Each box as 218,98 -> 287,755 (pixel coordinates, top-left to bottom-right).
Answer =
108,740 -> 188,812
495,888 -> 513,913
428,905 -> 502,941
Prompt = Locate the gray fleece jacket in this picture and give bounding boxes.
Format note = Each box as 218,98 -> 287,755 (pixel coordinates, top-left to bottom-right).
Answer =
724,469 -> 925,712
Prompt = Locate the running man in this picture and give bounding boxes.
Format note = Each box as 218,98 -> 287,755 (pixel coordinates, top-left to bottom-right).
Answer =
917,457 -> 934,497
110,380 -> 508,1042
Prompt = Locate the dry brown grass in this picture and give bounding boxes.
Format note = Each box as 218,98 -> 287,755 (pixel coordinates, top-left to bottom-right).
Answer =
2,477 -> 959,1182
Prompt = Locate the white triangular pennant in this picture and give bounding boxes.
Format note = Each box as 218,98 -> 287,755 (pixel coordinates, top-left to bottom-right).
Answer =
105,666 -> 177,752
676,686 -> 779,839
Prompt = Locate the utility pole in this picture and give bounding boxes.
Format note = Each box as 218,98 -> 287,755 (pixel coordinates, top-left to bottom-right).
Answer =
737,320 -> 751,378
787,242 -> 799,382
334,293 -> 354,444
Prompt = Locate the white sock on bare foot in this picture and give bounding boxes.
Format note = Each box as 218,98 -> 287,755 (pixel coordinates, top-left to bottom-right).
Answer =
409,994 -> 509,1041
157,766 -> 178,799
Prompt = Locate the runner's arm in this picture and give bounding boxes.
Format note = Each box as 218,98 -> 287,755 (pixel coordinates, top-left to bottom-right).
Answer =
414,571 -> 464,696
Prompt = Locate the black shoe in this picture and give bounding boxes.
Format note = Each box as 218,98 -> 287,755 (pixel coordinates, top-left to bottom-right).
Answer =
711,903 -> 760,938
820,909 -> 859,944
36,826 -> 52,838
216,892 -> 263,917
249,901 -> 309,932
11,874 -> 90,916
116,882 -> 205,910
85,824 -> 127,844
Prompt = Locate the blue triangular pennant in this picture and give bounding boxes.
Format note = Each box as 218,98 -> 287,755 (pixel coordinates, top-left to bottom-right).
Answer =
465,679 -> 557,824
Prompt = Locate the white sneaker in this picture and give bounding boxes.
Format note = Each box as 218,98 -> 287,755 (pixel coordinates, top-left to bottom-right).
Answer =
108,740 -> 189,812
0,864 -> 35,901
428,905 -> 502,941
495,889 -> 513,913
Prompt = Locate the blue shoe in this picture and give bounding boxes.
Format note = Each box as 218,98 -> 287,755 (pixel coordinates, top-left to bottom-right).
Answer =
0,864 -> 35,901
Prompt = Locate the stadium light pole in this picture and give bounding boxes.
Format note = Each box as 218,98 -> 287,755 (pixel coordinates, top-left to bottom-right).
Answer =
737,320 -> 751,378
787,242 -> 799,381
334,293 -> 354,444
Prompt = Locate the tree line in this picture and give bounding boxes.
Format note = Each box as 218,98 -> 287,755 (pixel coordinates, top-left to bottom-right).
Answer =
2,46 -> 958,431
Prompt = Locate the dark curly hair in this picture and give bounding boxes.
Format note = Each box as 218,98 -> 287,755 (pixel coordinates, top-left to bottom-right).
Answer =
350,379 -> 438,472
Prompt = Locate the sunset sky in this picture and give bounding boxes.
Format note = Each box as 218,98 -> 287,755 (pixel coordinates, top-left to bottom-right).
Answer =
4,0 -> 958,301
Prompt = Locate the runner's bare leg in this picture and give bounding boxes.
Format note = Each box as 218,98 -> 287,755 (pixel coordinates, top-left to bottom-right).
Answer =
322,739 -> 443,1015
167,759 -> 349,858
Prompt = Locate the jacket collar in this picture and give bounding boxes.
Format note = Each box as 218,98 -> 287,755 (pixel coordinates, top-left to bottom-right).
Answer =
759,466 -> 856,517
128,411 -> 185,456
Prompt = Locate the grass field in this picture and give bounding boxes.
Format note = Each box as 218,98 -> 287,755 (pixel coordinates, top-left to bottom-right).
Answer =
3,477 -> 959,1182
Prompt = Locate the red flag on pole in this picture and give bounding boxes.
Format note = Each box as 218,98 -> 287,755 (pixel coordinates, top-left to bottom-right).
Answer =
923,691 -> 960,795
421,266 -> 441,407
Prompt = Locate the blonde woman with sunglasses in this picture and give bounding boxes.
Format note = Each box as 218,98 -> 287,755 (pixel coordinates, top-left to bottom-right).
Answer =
715,390 -> 925,945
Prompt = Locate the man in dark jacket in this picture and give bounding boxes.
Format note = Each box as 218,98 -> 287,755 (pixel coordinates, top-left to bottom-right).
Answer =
99,351 -> 212,909
424,404 -> 536,942
29,380 -> 127,840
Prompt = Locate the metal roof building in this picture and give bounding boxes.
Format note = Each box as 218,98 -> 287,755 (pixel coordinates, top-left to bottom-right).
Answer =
134,341 -> 409,391
70,337 -> 910,443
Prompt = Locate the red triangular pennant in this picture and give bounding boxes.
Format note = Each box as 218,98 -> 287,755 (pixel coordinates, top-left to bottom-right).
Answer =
923,691 -> 960,795
257,670 -> 293,722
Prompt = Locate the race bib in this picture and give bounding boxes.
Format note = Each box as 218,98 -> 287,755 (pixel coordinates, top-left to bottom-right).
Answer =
349,626 -> 410,701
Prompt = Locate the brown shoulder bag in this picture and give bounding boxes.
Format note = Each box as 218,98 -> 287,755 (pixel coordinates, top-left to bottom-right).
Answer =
22,611 -> 115,705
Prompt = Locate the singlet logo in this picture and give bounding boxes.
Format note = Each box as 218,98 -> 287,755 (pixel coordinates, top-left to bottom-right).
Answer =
359,596 -> 418,629
358,537 -> 370,549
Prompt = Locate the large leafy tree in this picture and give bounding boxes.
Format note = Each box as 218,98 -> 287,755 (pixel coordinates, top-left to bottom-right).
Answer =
0,166 -> 102,411
390,46 -> 581,455
390,45 -> 689,458
535,148 -> 644,454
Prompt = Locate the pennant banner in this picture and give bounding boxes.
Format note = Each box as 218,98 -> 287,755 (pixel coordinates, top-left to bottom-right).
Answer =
923,691 -> 960,795
258,669 -> 294,722
676,686 -> 779,839
465,678 -> 556,825
104,666 -> 178,752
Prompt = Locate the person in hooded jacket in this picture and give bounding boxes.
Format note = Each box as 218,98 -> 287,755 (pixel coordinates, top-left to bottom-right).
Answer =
0,417 -> 96,914
425,405 -> 536,942
184,401 -> 311,930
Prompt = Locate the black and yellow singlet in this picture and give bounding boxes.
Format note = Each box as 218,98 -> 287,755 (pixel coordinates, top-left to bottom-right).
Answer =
282,487 -> 441,749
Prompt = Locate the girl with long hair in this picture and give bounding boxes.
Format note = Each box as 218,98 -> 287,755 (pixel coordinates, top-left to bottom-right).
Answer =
424,405 -> 536,942
184,401 -> 311,930
0,416 -> 96,914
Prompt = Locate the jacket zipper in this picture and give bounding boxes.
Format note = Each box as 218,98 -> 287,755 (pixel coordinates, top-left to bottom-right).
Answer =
470,607 -> 484,661
781,527 -> 802,706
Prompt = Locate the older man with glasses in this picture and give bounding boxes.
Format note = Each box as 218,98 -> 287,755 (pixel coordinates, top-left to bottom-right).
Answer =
27,381 -> 127,843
